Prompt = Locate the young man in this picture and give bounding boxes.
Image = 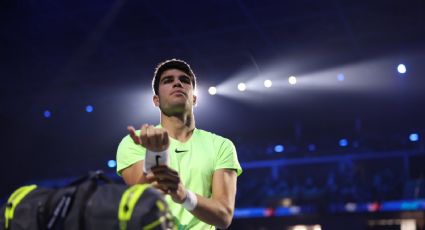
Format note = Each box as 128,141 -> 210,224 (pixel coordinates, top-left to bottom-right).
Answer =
116,59 -> 242,229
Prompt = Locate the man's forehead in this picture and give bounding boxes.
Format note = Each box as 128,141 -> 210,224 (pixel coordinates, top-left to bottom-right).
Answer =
160,69 -> 191,79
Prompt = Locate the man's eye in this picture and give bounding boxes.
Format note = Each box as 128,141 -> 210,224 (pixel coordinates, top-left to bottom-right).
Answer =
181,77 -> 191,84
163,79 -> 172,84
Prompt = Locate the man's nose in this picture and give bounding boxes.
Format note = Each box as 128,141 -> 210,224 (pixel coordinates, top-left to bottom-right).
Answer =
173,79 -> 183,87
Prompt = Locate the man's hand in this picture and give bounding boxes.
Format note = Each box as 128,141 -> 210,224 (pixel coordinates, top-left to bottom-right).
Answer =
147,165 -> 187,204
127,124 -> 169,152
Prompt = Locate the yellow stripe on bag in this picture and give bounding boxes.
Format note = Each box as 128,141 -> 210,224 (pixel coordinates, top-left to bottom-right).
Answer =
143,216 -> 166,230
118,184 -> 149,230
156,200 -> 165,212
5,185 -> 37,229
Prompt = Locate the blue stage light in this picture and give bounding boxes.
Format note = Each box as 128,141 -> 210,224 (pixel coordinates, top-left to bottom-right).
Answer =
308,144 -> 316,152
86,105 -> 94,113
339,139 -> 348,147
108,160 -> 117,168
409,133 -> 419,142
397,64 -> 406,74
274,145 -> 285,153
43,110 -> 51,118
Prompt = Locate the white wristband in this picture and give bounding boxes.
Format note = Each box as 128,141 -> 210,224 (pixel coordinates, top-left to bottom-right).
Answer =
144,149 -> 170,173
182,189 -> 198,211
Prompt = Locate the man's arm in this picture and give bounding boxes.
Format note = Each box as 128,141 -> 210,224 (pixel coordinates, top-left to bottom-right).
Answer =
149,166 -> 237,229
121,160 -> 149,185
122,124 -> 169,185
191,168 -> 237,229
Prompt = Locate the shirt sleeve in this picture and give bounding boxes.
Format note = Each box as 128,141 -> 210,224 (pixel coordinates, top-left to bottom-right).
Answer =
116,132 -> 146,176
215,138 -> 243,176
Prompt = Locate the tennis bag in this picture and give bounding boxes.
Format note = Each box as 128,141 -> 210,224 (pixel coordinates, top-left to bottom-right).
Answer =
0,171 -> 176,230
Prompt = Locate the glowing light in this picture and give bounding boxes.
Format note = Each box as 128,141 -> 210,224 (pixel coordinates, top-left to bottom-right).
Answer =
345,203 -> 357,212
264,80 -> 272,88
108,160 -> 117,168
397,64 -> 406,74
237,83 -> 247,91
208,86 -> 217,95
86,105 -> 94,113
409,133 -> 419,142
339,138 -> 348,147
308,144 -> 316,152
288,76 -> 297,85
274,145 -> 284,153
43,110 -> 51,118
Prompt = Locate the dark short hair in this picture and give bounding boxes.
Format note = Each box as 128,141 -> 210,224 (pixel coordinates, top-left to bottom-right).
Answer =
152,59 -> 196,95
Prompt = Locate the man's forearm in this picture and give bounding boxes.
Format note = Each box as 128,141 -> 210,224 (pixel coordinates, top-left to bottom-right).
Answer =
189,194 -> 233,229
122,161 -> 150,185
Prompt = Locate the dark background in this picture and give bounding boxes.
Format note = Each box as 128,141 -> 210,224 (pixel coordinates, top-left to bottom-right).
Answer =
1,1 -> 425,228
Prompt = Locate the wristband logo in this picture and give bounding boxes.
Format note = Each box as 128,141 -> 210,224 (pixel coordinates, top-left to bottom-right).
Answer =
175,149 -> 188,153
155,155 -> 161,166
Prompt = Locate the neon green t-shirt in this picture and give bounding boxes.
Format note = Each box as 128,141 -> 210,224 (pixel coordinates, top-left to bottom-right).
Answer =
116,127 -> 243,230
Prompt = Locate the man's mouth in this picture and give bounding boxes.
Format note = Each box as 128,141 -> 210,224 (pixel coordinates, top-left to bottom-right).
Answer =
171,90 -> 187,96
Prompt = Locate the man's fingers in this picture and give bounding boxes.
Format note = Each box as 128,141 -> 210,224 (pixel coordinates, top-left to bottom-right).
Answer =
153,179 -> 179,192
127,126 -> 141,144
140,124 -> 149,147
146,125 -> 156,147
162,130 -> 169,147
151,182 -> 167,193
156,174 -> 180,184
146,172 -> 155,183
151,128 -> 160,149
158,181 -> 178,191
152,165 -> 178,175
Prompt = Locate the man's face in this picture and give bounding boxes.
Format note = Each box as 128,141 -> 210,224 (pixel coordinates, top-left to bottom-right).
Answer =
154,69 -> 196,115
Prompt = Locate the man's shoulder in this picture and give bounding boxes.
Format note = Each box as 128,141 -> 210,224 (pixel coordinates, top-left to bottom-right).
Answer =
195,128 -> 232,144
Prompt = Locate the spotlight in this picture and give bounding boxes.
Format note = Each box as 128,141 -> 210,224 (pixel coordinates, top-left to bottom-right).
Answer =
397,64 -> 406,74
208,86 -> 217,95
288,76 -> 297,85
108,160 -> 117,168
409,133 -> 419,142
264,80 -> 272,88
308,144 -> 316,152
43,110 -> 51,118
274,145 -> 285,153
86,105 -> 94,113
237,83 -> 247,91
337,73 -> 345,81
339,138 -> 348,147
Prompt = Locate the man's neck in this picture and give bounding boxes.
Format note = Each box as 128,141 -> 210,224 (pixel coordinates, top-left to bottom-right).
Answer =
160,112 -> 195,142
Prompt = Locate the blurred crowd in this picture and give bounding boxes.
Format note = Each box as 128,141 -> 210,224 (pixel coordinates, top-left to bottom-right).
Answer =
236,156 -> 425,208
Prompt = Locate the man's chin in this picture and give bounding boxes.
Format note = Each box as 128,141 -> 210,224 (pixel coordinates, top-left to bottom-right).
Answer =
160,104 -> 188,116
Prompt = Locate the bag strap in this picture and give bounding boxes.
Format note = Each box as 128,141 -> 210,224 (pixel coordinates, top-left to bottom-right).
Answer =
118,184 -> 149,230
4,185 -> 37,230
68,170 -> 113,187
142,200 -> 177,230
46,187 -> 77,230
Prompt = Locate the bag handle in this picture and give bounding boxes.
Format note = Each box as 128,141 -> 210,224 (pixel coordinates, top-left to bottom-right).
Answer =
68,170 -> 114,187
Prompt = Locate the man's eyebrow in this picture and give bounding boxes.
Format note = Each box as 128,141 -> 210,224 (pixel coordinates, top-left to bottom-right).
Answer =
161,74 -> 191,81
160,75 -> 173,82
179,74 -> 191,79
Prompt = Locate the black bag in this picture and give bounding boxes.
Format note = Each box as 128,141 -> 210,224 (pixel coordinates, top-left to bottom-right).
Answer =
0,171 -> 176,230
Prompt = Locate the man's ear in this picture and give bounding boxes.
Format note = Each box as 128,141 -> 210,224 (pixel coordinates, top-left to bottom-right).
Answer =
153,95 -> 160,107
193,94 -> 197,106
